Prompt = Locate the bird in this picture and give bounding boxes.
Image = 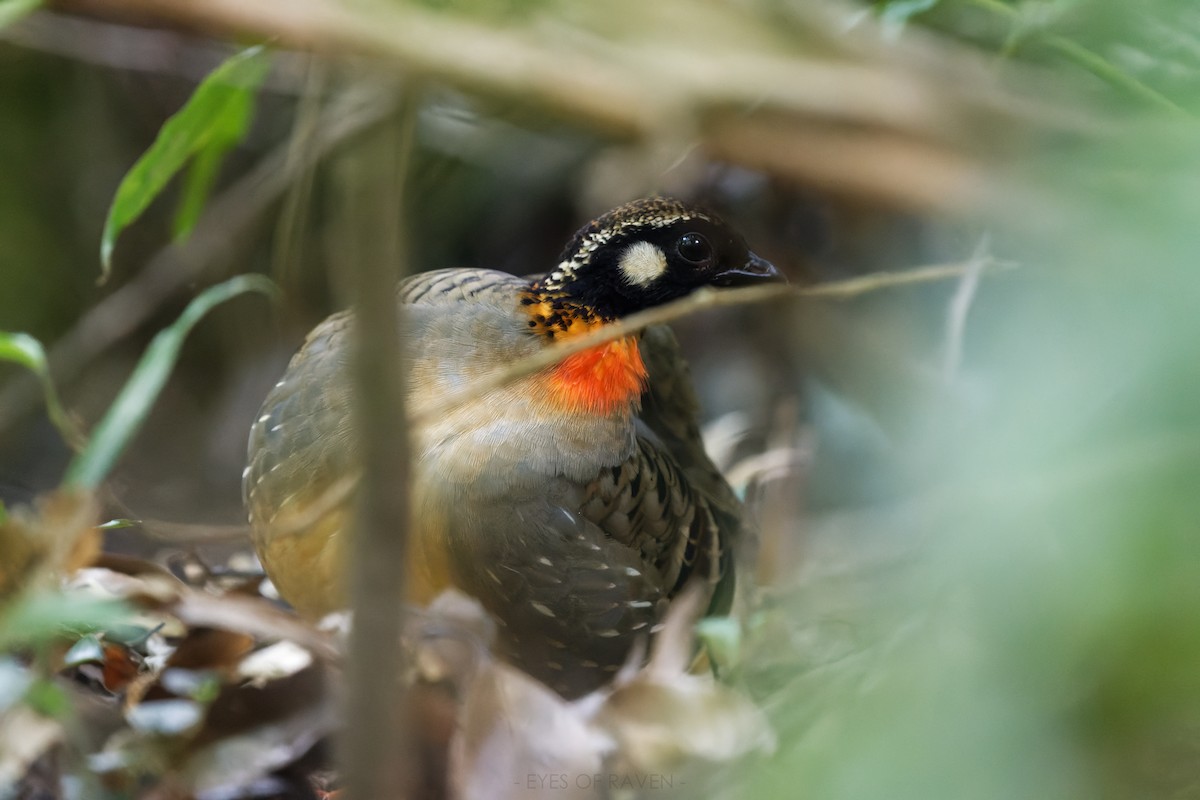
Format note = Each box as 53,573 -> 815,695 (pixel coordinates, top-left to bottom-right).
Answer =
244,197 -> 782,697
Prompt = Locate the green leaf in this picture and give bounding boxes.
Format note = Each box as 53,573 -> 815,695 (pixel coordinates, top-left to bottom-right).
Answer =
0,589 -> 130,651
100,46 -> 270,280
63,275 -> 278,489
62,634 -> 105,667
171,141 -> 230,241
0,0 -> 39,29
0,332 -> 86,450
97,518 -> 140,530
171,51 -> 263,241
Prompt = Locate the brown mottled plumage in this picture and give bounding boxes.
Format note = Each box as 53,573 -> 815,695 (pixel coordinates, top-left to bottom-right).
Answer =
244,198 -> 780,697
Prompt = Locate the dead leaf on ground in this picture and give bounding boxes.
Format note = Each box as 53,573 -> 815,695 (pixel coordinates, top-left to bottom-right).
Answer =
0,705 -> 65,791
169,589 -> 340,663
452,661 -> 615,800
596,586 -> 775,772
179,661 -> 336,797
0,489 -> 101,601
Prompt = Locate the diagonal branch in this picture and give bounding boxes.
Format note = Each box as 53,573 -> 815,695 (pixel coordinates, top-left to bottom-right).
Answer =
411,259 -> 1015,425
47,0 -> 1079,211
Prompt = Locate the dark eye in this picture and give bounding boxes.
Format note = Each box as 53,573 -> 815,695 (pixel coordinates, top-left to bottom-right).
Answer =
675,233 -> 713,265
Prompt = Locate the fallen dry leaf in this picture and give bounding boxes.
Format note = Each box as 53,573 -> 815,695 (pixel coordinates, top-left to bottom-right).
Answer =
237,640 -> 314,687
597,674 -> 776,772
593,586 -> 775,772
0,705 -> 64,791
408,589 -> 495,687
0,489 -> 101,601
179,662 -> 337,797
451,661 -> 615,800
101,641 -> 142,693
169,588 -> 340,663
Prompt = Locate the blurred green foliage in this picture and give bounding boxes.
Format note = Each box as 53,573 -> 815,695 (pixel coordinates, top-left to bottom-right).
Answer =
0,589 -> 128,652
0,0 -> 38,30
743,2 -> 1200,798
897,0 -> 1198,112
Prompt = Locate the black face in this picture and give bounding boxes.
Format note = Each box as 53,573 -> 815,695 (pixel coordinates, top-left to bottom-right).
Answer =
556,212 -> 782,319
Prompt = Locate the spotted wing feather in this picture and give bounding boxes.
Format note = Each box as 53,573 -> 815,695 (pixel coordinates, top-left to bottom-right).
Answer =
635,325 -> 743,612
445,490 -> 668,698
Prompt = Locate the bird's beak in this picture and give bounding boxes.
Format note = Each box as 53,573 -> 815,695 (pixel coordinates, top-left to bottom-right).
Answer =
712,252 -> 784,287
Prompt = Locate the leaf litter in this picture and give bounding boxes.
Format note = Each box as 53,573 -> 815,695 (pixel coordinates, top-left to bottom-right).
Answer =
2,487 -> 776,800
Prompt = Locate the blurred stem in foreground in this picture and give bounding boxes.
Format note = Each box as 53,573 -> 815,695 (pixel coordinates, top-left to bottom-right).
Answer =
336,90 -> 420,799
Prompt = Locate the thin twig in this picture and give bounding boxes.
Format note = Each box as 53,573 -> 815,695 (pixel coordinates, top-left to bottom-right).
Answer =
942,235 -> 991,383
271,58 -> 328,293
3,10 -> 312,92
409,282 -> 790,425
797,259 -> 1015,300
137,520 -> 250,543
168,586 -> 341,662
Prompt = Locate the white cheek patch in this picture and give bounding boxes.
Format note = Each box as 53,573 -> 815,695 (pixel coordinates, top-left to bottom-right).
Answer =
618,241 -> 668,287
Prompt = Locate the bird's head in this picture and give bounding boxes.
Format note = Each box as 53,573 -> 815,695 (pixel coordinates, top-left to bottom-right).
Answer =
533,197 -> 782,320
522,198 -> 783,415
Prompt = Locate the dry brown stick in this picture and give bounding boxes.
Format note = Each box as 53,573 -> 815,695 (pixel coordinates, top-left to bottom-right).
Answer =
60,0 -> 1057,135
97,485 -> 252,542
51,0 -> 1064,211
136,520 -> 250,543
704,116 -> 990,212
410,282 -> 791,425
271,259 -> 1013,539
57,0 -> 660,137
3,10 -> 311,91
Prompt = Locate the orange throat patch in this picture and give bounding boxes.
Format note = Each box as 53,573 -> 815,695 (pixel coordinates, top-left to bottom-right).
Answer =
522,294 -> 647,416
550,336 -> 646,416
